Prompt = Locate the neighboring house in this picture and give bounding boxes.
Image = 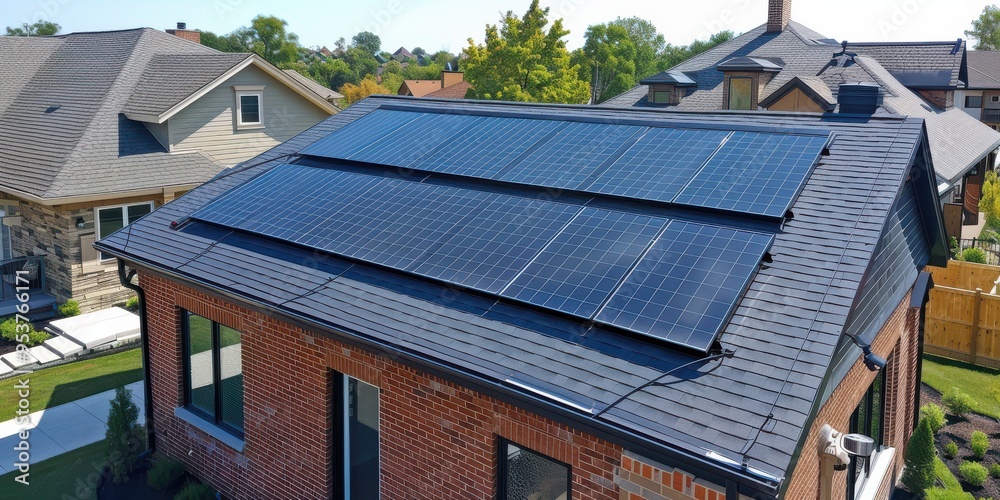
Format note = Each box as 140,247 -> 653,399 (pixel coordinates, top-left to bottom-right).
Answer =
0,28 -> 337,317
392,46 -> 414,61
281,69 -> 344,104
398,70 -> 467,97
424,80 -> 472,99
958,51 -> 1000,128
604,0 -> 1000,233
98,93 -> 946,499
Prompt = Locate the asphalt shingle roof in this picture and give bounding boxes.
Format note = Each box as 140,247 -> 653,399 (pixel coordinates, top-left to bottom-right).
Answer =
0,29 -> 225,199
96,95 -> 935,489
967,51 -> 1000,89
424,80 -> 472,99
122,52 -> 251,118
282,69 -> 344,101
844,40 -> 965,88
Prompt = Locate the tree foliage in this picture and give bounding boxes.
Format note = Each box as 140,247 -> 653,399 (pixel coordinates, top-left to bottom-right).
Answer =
967,5 -> 1000,50
981,170 -> 1000,228
339,76 -> 391,107
5,20 -> 60,36
463,0 -> 590,104
900,417 -> 936,493
249,15 -> 300,66
576,23 -> 637,103
352,31 -> 381,55
105,386 -> 143,483
658,30 -> 735,71
609,17 -> 664,81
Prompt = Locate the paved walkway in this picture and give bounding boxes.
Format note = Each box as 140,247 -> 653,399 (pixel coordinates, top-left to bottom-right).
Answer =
0,381 -> 144,474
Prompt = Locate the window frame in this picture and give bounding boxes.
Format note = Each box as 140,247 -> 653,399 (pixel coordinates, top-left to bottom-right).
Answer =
234,85 -> 265,130
95,201 -> 154,262
992,95 -> 1000,103
497,437 -> 572,500
847,358 -> 889,500
652,90 -> 673,104
333,373 -> 380,499
181,310 -> 244,440
966,95 -> 983,108
727,76 -> 754,110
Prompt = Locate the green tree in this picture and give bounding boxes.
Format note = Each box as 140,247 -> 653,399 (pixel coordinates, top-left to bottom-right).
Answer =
403,62 -> 444,80
105,386 -> 143,483
431,50 -> 456,68
981,170 -> 1000,227
249,15 -> 300,66
352,31 -> 381,55
578,23 -> 638,103
310,58 -> 356,90
967,5 -> 1000,50
657,30 -> 735,71
4,20 -> 60,36
339,76 -> 391,107
412,47 -> 426,57
463,0 -> 590,104
343,46 -> 379,80
609,17 -> 664,80
200,28 -> 253,53
900,417 -> 936,493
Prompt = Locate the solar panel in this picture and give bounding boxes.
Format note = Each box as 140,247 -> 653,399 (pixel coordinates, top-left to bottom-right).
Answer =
496,122 -> 647,189
411,196 -> 582,294
595,220 -> 773,351
585,128 -> 731,202
502,208 -> 667,318
673,132 -> 829,218
299,109 -> 423,159
411,116 -> 565,178
345,113 -> 488,167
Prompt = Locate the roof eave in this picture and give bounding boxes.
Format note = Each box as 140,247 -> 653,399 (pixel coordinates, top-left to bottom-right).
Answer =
0,182 -> 203,206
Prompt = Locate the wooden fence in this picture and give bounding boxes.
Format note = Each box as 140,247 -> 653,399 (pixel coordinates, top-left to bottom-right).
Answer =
925,260 -> 1000,369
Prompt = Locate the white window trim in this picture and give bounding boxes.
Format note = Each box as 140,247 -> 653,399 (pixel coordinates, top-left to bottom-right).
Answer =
992,95 -> 1000,103
854,447 -> 895,500
174,407 -> 245,452
94,201 -> 155,262
234,85 -> 265,130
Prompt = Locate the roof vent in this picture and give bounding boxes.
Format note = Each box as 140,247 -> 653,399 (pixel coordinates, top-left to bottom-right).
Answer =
838,83 -> 883,115
177,22 -> 187,30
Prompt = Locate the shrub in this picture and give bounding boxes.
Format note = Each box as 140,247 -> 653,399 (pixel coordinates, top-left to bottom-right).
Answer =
125,295 -> 140,311
960,461 -> 989,486
991,463 -> 1000,478
902,417 -> 937,492
105,386 -> 143,483
945,441 -> 960,459
0,317 -> 50,347
971,431 -> 990,459
925,489 -> 974,500
57,299 -> 80,317
950,236 -> 961,258
921,403 -> 947,433
961,247 -> 987,264
980,230 -> 1000,244
174,480 -> 215,500
147,456 -> 185,491
943,388 -> 978,418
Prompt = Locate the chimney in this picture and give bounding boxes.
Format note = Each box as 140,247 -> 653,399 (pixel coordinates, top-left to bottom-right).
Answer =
838,83 -> 883,115
441,71 -> 464,89
767,0 -> 792,32
166,22 -> 201,44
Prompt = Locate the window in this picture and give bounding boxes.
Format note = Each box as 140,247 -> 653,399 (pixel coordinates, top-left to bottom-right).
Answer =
96,202 -> 153,260
0,205 -> 14,261
653,91 -> 672,104
966,95 -> 983,108
847,359 -> 888,500
498,438 -> 571,500
335,374 -> 379,499
993,95 -> 1000,103
234,85 -> 265,129
728,76 -> 754,110
182,312 -> 244,438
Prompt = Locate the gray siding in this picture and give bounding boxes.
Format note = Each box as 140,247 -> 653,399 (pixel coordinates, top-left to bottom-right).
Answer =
167,64 -> 330,166
144,122 -> 169,151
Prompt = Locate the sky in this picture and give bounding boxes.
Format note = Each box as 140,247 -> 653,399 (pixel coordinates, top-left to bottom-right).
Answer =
2,0 -> 991,53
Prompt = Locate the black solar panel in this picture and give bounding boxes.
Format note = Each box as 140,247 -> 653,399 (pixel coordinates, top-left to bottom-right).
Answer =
585,127 -> 731,202
411,117 -> 565,178
595,221 -> 773,351
411,196 -> 582,294
502,208 -> 667,318
674,132 -> 828,218
299,109 -> 421,159
345,113 -> 488,167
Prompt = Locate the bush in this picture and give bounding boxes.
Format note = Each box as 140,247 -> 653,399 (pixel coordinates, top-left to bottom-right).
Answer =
105,386 -> 143,483
960,461 -> 989,486
961,247 -> 988,264
925,489 -> 974,500
943,388 -> 978,418
991,463 -> 1000,478
979,230 -> 1000,244
902,417 -> 937,492
921,403 -> 947,433
0,317 -> 50,347
971,431 -> 990,459
125,295 -> 140,311
946,441 -> 960,459
147,456 -> 185,491
173,480 -> 215,500
57,299 -> 80,317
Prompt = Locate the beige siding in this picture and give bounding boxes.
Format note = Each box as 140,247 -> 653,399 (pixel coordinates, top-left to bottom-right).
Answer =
168,64 -> 330,166
766,88 -> 826,113
144,122 -> 170,150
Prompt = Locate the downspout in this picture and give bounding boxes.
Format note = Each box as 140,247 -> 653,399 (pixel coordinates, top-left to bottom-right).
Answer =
910,271 -> 933,428
117,259 -> 155,453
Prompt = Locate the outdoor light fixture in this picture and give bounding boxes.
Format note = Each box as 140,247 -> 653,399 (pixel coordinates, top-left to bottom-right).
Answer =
75,217 -> 85,229
845,334 -> 885,372
819,424 -> 876,499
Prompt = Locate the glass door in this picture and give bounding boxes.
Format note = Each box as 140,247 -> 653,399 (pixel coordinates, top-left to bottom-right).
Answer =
341,376 -> 379,499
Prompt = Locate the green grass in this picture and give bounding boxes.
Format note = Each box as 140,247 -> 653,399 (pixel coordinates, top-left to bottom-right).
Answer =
0,348 -> 142,422
0,441 -> 105,499
921,355 -> 1000,419
935,456 -> 964,491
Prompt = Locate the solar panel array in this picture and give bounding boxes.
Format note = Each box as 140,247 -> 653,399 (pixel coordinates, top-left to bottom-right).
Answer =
191,163 -> 774,352
300,108 -> 830,218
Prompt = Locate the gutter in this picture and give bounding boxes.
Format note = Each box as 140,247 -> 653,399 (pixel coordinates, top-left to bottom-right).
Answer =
116,259 -> 155,454
910,272 -> 934,428
95,243 -> 783,497
0,183 -> 203,207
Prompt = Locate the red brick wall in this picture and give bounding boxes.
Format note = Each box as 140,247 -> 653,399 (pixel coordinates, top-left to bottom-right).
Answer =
165,29 -> 201,44
784,293 -> 918,499
141,273 -> 621,499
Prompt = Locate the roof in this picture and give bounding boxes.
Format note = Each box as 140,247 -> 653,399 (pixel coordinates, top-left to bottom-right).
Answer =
843,40 -> 966,89
758,76 -> 836,110
400,79 -> 443,97
123,53 -> 252,118
393,46 -> 413,59
282,69 -> 345,101
601,22 -> 999,187
97,95 -> 942,495
639,71 -> 697,86
423,80 -> 471,99
0,28 -> 225,200
717,56 -> 784,72
967,51 -> 1000,89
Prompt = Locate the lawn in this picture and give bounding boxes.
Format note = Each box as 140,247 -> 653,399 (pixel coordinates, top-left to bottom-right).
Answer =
0,440 -> 104,499
921,354 -> 1000,419
0,348 -> 142,422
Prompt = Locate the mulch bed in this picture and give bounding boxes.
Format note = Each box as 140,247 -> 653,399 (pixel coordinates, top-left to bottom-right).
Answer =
922,385 -> 1000,498
96,459 -> 194,500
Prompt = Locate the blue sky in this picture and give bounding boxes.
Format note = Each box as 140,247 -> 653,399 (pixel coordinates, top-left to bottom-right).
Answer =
3,0 -> 988,53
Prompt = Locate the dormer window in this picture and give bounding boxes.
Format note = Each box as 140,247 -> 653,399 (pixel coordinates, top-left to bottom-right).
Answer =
639,71 -> 697,106
717,57 -> 784,110
233,85 -> 265,130
728,77 -> 754,110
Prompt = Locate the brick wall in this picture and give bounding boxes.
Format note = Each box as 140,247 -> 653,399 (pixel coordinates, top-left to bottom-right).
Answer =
142,273 -> 622,499
767,0 -> 792,32
917,90 -> 954,110
617,452 -> 727,500
783,292 -> 918,499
